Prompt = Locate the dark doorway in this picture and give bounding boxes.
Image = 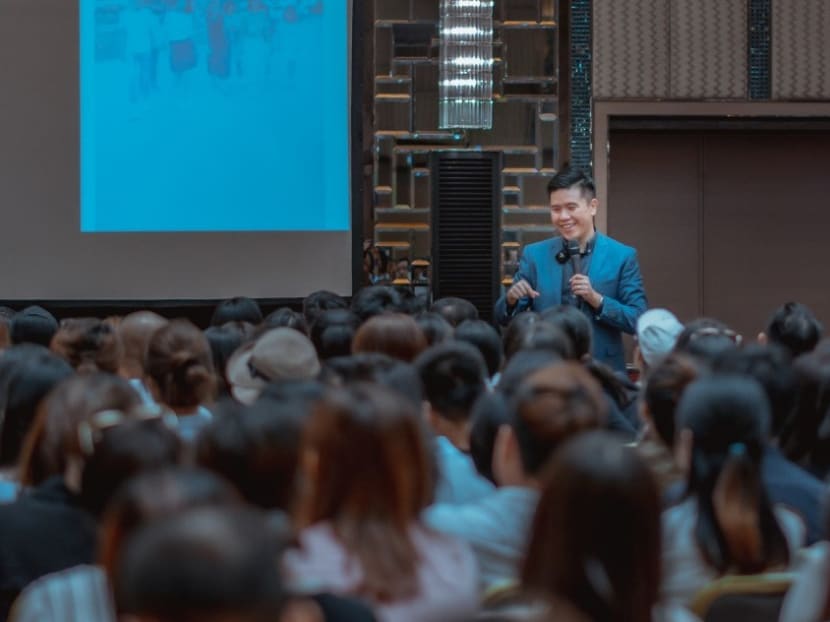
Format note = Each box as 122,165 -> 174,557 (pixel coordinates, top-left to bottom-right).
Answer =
608,125 -> 830,342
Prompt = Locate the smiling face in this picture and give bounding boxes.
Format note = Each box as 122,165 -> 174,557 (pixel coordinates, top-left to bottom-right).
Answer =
549,186 -> 598,248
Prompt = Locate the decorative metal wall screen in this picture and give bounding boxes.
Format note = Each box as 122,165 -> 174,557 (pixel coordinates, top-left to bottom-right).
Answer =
431,152 -> 501,322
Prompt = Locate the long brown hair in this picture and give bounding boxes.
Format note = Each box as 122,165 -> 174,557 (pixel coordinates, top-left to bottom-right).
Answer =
351,313 -> 427,363
145,320 -> 215,409
522,432 -> 661,622
295,383 -> 433,602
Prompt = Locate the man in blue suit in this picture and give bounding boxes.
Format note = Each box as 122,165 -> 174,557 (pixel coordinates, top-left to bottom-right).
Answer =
494,167 -> 647,371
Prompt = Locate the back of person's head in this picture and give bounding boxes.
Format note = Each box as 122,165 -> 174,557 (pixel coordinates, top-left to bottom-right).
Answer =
118,311 -> 168,379
0,346 -> 73,466
713,344 -> 797,440
99,467 -> 240,579
414,341 -> 487,423
203,322 -> 249,398
297,383 -> 432,601
78,412 -> 182,517
146,320 -> 216,410
309,308 -> 360,360
413,311 -> 454,347
430,297 -> 479,327
211,297 -> 263,327
540,306 -> 591,360
642,353 -> 700,448
261,307 -> 309,337
350,285 -> 403,322
504,313 -> 573,363
636,308 -> 684,368
323,353 -> 423,410
352,313 -> 427,363
196,397 -> 306,511
114,507 -> 287,622
507,363 -> 607,477
674,318 -> 741,367
469,391 -> 509,483
522,432 -> 660,622
0,307 -> 16,350
302,289 -> 348,325
765,301 -> 823,358
50,317 -> 121,374
226,328 -> 320,405
496,349 -> 563,397
455,319 -> 503,378
547,166 -> 596,199
19,373 -> 143,486
10,305 -> 58,347
676,375 -> 789,574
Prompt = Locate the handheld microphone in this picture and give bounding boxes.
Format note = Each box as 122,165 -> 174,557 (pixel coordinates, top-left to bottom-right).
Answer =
567,239 -> 582,275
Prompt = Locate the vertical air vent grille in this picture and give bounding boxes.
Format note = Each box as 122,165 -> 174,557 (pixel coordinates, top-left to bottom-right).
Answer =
431,152 -> 501,322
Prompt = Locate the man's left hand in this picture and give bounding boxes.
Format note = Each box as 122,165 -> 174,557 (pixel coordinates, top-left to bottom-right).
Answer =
570,274 -> 603,309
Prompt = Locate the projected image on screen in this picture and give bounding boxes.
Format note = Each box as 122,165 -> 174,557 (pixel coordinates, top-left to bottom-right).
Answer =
81,0 -> 349,232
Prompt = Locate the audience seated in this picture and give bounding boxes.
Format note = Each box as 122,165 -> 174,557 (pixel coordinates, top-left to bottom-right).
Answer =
662,375 -> 805,606
116,311 -> 167,404
302,290 -> 349,326
522,431 -> 694,622
50,318 -> 121,374
260,307 -> 310,337
430,297 -> 479,327
10,307 -> 58,348
350,285 -> 403,322
673,318 -> 740,368
203,321 -> 250,399
226,328 -> 321,405
502,312 -> 573,364
455,319 -> 504,385
415,342 -> 494,504
763,301 -> 823,358
714,344 -> 829,544
352,313 -> 427,363
413,311 -> 454,347
210,297 -> 263,327
635,308 -> 685,375
0,308 -> 16,352
425,362 -> 607,590
310,309 -> 361,360
285,383 -> 479,621
144,320 -> 216,441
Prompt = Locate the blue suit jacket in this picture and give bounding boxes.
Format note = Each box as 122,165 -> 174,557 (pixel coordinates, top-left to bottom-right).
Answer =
494,233 -> 648,371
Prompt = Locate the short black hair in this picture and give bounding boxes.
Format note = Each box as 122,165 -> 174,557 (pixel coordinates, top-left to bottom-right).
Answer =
350,286 -> 403,322
10,306 -> 58,347
324,353 -> 423,409
766,302 -> 823,358
309,309 -> 360,360
260,307 -> 308,337
211,297 -> 263,327
114,507 -> 287,622
504,312 -> 574,362
469,391 -> 509,483
414,341 -> 487,423
547,166 -> 596,200
302,290 -> 348,325
430,297 -> 479,327
414,312 -> 454,347
455,319 -> 503,377
540,306 -> 591,359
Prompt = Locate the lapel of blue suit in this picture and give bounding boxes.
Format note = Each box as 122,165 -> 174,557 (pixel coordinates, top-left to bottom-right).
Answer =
587,232 -> 607,282
545,238 -> 564,306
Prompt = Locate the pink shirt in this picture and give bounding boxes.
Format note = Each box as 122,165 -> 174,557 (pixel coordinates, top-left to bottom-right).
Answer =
283,522 -> 479,622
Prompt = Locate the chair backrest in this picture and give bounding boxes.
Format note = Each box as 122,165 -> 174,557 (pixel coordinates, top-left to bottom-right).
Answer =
690,572 -> 795,622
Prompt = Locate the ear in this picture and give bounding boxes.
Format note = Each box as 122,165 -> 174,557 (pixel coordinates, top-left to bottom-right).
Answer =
674,428 -> 694,474
757,332 -> 768,345
492,424 -> 516,485
589,197 -> 599,216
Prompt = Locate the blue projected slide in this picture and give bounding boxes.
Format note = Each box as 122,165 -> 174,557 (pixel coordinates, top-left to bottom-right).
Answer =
81,0 -> 349,232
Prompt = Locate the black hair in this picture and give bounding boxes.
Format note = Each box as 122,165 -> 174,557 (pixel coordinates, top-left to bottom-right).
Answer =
503,313 -> 573,363
0,347 -> 73,466
455,319 -> 503,378
396,287 -> 429,315
260,307 -> 309,337
546,166 -> 596,200
540,306 -> 591,359
350,286 -> 403,322
497,349 -> 563,397
642,353 -> 700,447
713,344 -> 796,439
469,391 -> 509,483
81,418 -> 182,518
10,306 -> 58,347
309,309 -> 360,360
413,312 -> 454,347
677,376 -> 789,575
674,318 -> 738,355
210,297 -> 263,327
114,507 -> 287,622
302,290 -> 348,325
196,396 -> 307,511
324,353 -> 423,409
203,323 -> 248,399
766,302 -> 823,358
414,342 -> 487,423
430,297 -> 479,327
